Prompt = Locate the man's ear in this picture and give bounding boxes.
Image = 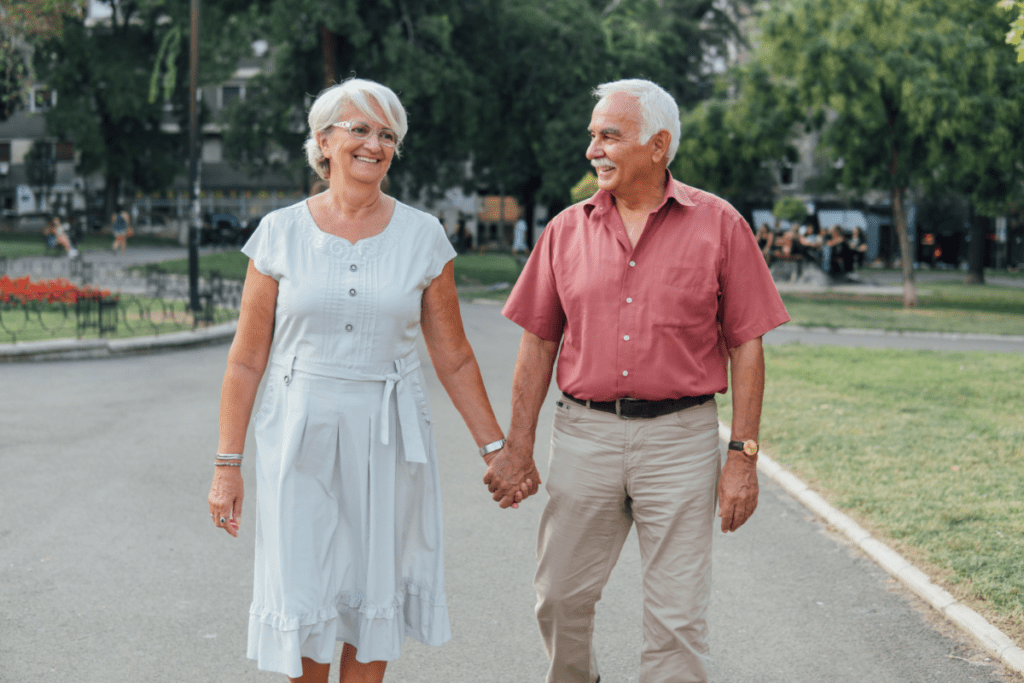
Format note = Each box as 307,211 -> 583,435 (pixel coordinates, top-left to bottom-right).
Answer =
650,130 -> 671,164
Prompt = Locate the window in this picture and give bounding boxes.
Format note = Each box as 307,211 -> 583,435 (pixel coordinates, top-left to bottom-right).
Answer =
0,142 -> 10,163
55,142 -> 74,161
221,85 -> 243,107
780,166 -> 794,186
30,88 -> 56,112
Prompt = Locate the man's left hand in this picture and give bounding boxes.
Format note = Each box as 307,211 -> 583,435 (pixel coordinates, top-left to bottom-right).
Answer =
718,451 -> 759,532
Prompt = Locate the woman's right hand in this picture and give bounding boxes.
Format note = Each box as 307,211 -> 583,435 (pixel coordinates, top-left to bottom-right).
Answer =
208,468 -> 244,537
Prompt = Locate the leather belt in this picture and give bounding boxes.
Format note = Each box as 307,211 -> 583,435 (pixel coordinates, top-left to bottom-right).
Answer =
561,392 -> 713,420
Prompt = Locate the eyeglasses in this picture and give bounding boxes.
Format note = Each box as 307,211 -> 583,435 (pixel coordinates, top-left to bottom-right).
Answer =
330,121 -> 399,148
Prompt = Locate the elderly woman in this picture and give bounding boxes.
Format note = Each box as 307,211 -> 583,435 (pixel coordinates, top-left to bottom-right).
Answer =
207,78 -> 527,683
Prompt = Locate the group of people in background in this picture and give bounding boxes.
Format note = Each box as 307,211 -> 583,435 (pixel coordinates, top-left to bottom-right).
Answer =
41,206 -> 134,258
756,221 -> 868,276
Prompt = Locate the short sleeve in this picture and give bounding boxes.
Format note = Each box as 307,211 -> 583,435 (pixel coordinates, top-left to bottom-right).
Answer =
502,217 -> 566,342
424,217 -> 457,282
241,217 -> 281,280
718,215 -> 790,348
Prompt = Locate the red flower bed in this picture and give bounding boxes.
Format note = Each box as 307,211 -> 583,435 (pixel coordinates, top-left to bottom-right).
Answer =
0,275 -> 114,304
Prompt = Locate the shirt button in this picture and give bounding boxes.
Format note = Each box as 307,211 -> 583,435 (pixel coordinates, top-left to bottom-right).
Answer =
349,288 -> 357,296
345,324 -> 353,331
626,297 -> 633,303
622,370 -> 629,377
350,264 -> 358,271
629,261 -> 636,267
623,335 -> 630,341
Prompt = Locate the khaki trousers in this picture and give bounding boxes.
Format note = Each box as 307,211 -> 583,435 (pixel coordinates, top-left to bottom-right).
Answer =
535,398 -> 721,683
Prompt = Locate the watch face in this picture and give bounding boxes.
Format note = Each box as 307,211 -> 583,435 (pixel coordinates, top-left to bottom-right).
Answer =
743,439 -> 759,456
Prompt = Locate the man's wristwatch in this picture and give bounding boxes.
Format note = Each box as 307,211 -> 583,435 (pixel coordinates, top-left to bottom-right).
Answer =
728,439 -> 759,457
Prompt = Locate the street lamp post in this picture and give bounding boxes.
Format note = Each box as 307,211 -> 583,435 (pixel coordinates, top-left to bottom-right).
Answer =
186,0 -> 201,313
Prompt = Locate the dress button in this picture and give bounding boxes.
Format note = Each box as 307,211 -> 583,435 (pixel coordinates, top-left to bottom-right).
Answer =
345,324 -> 353,332
350,264 -> 358,271
349,288 -> 357,296
622,370 -> 629,377
626,297 -> 633,303
629,261 -> 636,267
623,335 -> 630,341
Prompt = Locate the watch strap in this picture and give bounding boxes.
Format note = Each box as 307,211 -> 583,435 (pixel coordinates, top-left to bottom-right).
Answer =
479,438 -> 507,457
727,440 -> 746,452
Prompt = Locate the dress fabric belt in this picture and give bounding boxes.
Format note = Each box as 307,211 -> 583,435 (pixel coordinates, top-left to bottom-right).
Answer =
270,349 -> 428,463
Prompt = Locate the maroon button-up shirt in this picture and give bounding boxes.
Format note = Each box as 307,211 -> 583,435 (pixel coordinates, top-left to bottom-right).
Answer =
502,173 -> 789,401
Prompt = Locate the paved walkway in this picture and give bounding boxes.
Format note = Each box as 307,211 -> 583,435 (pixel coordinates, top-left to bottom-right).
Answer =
0,302 -> 1018,682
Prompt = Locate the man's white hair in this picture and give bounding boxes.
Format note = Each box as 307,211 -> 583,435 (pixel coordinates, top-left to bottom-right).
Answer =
304,78 -> 409,180
593,79 -> 680,164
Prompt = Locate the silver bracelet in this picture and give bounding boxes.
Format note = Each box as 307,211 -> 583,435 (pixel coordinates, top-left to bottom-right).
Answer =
216,453 -> 243,460
479,438 -> 507,457
214,461 -> 241,467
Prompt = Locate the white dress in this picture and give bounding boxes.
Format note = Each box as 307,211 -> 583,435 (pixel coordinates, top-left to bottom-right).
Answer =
241,199 -> 456,677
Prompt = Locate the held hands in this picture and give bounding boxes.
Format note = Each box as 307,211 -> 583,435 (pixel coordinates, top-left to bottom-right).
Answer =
718,451 -> 759,533
482,438 -> 542,509
208,467 -> 244,537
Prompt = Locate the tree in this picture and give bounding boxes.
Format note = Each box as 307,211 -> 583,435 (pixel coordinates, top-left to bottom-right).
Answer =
222,0 -> 479,196
918,0 -> 1024,284
32,0 -> 253,215
999,0 -> 1024,61
673,63 -> 800,221
760,0 -> 976,307
773,197 -> 807,224
23,140 -> 56,211
223,0 -> 749,231
0,0 -> 79,121
461,0 -> 748,231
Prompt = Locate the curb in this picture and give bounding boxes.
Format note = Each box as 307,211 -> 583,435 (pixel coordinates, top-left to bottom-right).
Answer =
720,422 -> 1024,674
0,320 -> 237,362
783,325 -> 1024,344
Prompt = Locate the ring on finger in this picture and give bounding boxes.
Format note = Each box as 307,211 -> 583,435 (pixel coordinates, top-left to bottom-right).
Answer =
220,517 -> 227,524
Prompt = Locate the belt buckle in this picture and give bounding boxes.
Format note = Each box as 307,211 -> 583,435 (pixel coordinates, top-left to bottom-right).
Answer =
615,398 -> 642,420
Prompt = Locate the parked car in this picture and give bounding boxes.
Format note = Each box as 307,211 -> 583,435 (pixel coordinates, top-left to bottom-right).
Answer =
200,213 -> 244,246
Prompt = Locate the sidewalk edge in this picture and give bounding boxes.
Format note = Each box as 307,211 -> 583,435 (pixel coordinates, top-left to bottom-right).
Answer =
719,422 -> 1023,675
0,321 -> 237,362
783,325 -> 1024,343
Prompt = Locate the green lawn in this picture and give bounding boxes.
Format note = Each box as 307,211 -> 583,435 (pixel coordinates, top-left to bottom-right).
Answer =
0,232 -> 179,259
453,252 -> 523,287
140,250 -> 524,289
782,282 -> 1024,336
135,250 -> 250,282
717,345 -> 1024,642
0,296 -> 236,343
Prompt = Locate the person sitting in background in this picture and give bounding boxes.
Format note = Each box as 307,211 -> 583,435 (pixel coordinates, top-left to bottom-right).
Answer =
756,223 -> 774,264
848,226 -> 868,270
773,224 -> 801,262
823,225 -> 848,275
799,223 -> 822,265
44,216 -> 78,258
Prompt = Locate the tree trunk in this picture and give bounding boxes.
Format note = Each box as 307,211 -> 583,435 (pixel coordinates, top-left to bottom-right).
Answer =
892,185 -> 917,307
103,173 -> 121,224
965,204 -> 986,285
320,27 -> 336,88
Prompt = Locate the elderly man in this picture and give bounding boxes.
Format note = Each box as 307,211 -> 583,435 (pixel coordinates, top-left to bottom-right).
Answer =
484,79 -> 789,682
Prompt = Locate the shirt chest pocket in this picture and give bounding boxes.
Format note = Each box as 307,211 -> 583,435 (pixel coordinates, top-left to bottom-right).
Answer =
654,266 -> 719,328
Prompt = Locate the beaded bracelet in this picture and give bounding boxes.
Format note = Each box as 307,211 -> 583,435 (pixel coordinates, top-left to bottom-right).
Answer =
214,461 -> 241,467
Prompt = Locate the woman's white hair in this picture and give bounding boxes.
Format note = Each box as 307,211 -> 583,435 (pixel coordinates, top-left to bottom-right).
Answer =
304,78 -> 409,180
593,79 -> 680,164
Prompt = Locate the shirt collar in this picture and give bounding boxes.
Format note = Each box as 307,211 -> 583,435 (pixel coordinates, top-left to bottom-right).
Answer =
583,170 -> 696,218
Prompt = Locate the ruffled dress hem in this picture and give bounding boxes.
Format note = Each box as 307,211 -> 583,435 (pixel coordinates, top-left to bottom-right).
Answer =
246,587 -> 451,677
